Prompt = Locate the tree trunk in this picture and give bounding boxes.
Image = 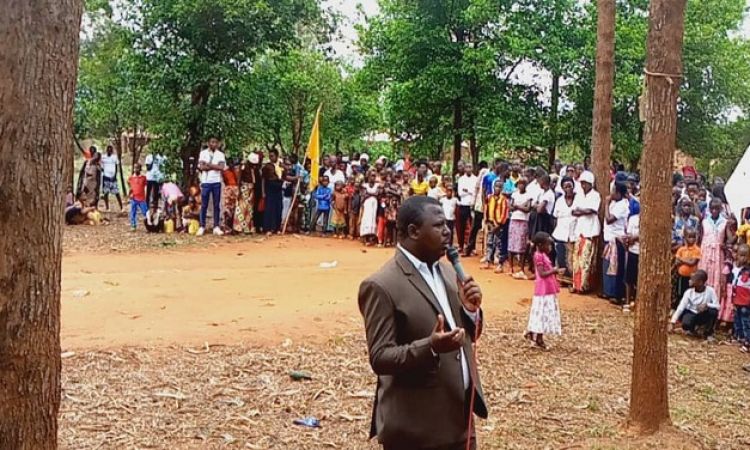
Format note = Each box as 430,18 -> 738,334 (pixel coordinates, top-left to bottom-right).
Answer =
452,99 -> 463,176
469,129 -> 479,167
180,83 -> 210,185
591,0 -> 615,201
0,1 -> 82,448
589,0 -> 616,294
548,72 -> 561,171
628,0 -> 687,434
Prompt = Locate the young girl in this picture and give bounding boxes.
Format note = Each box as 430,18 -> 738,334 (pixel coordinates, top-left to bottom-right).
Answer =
525,232 -> 563,349
509,178 -> 533,279
699,198 -> 728,321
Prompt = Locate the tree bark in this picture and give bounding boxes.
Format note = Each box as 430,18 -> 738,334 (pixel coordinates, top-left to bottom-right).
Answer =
548,73 -> 561,171
452,99 -> 463,176
591,0 -> 615,201
0,1 -> 82,449
628,0 -> 687,434
180,83 -> 210,184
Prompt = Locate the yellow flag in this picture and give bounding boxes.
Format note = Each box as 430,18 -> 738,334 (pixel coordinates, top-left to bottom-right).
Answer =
306,104 -> 323,190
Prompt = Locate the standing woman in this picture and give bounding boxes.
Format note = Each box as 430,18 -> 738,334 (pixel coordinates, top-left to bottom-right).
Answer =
221,159 -> 240,234
234,154 -> 256,234
262,149 -> 284,235
552,177 -> 577,285
359,171 -> 380,246
571,171 -> 601,294
252,151 -> 265,233
602,182 -> 630,304
82,152 -> 102,208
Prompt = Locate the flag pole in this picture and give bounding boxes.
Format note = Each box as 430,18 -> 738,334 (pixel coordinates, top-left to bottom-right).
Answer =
283,104 -> 322,234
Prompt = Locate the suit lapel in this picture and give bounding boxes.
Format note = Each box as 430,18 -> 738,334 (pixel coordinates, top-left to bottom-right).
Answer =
395,251 -> 445,319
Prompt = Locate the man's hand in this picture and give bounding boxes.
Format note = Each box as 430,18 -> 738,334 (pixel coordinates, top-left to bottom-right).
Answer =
697,303 -> 708,313
459,275 -> 482,313
430,315 -> 464,354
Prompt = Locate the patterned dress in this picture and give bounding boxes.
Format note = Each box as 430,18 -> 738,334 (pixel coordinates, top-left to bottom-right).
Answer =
527,251 -> 562,335
699,215 -> 730,321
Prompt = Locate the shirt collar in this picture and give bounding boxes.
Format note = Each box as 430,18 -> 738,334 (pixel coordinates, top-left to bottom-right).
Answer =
398,244 -> 439,274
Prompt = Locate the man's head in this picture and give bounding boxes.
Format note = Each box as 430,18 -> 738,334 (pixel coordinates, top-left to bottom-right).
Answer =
397,196 -> 450,264
208,136 -> 220,150
106,145 -> 114,156
554,159 -> 562,174
269,149 -> 279,163
463,163 -> 473,176
134,163 -> 142,175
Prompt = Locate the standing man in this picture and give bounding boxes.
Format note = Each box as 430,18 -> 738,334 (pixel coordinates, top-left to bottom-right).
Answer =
359,196 -> 487,450
456,163 -> 478,254
144,151 -> 166,209
100,145 -> 123,211
197,136 -> 226,236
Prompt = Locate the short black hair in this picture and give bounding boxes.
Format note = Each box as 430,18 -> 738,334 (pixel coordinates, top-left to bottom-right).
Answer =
397,196 -> 441,240
479,161 -> 489,169
560,176 -> 574,186
614,181 -> 628,197
693,270 -> 708,283
533,231 -> 552,246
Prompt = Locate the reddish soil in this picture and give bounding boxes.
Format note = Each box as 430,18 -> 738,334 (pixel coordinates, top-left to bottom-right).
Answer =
61,235 -> 605,349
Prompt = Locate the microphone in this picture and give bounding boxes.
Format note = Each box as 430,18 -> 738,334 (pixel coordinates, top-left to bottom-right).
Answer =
446,246 -> 468,283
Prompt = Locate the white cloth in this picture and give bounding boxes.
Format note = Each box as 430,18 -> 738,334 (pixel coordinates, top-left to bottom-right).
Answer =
510,191 -> 533,221
527,180 -> 542,205
441,197 -> 458,221
198,149 -> 226,184
627,215 -> 640,254
552,197 -> 577,243
397,245 -> 477,389
671,287 -> 720,323
359,184 -> 379,236
573,189 -> 601,238
428,187 -> 444,200
324,168 -> 346,186
101,154 -> 119,178
603,198 -> 630,242
527,294 -> 562,335
538,189 -> 556,215
145,154 -> 166,182
457,175 -> 478,207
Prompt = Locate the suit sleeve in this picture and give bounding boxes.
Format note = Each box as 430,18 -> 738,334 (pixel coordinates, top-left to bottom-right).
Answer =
358,279 -> 438,376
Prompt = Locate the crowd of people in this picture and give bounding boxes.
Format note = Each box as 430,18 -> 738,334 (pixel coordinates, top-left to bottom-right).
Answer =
65,139 -> 750,357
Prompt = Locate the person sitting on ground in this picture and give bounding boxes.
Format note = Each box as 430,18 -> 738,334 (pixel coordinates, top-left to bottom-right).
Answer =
670,270 -> 720,342
145,205 -> 164,233
182,196 -> 201,235
65,194 -> 99,226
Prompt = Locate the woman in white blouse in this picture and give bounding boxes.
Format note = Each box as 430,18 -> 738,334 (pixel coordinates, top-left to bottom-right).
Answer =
552,177 -> 577,285
602,182 -> 631,303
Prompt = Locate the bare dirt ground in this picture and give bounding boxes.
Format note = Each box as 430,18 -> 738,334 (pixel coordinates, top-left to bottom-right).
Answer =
59,218 -> 750,449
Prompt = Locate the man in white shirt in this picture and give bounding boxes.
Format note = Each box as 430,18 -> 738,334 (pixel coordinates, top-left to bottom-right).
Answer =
197,136 -> 226,236
670,270 -> 719,341
358,196 -> 487,449
570,171 -> 601,293
100,145 -> 123,211
144,152 -> 166,208
456,164 -> 478,254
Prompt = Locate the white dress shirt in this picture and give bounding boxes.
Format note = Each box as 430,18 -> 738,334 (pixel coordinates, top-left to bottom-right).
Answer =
552,197 -> 577,242
457,175 -> 478,207
573,189 -> 602,238
398,244 -> 477,389
603,198 -> 630,242
671,286 -> 719,323
198,149 -> 226,184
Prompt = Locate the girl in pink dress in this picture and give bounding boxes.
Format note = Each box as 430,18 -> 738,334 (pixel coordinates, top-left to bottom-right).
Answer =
699,199 -> 729,322
525,232 -> 563,349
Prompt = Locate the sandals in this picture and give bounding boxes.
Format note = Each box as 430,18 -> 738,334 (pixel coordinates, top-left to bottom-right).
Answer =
494,265 -> 504,274
512,271 -> 529,280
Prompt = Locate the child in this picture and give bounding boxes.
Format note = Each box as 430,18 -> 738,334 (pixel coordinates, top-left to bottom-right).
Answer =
182,196 -> 201,235
312,176 -> 332,235
440,186 -> 459,246
331,181 -> 349,239
623,201 -> 641,310
128,163 -> 148,231
525,232 -> 563,349
674,228 -> 702,309
509,178 -> 533,279
729,244 -> 750,344
348,179 -> 361,240
427,176 -> 444,200
484,179 -> 509,273
670,270 -> 720,341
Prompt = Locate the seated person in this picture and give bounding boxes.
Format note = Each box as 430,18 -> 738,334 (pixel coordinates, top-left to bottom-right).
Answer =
182,196 -> 201,235
145,205 -> 164,233
670,270 -> 719,341
65,195 -> 101,226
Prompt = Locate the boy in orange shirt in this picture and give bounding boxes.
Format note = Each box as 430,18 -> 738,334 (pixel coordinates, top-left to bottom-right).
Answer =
483,179 -> 510,273
674,228 -> 701,309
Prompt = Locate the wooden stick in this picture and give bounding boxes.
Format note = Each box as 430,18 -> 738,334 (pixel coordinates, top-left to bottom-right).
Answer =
282,177 -> 302,235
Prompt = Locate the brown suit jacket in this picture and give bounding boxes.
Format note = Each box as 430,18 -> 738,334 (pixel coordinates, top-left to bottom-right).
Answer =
358,249 -> 488,448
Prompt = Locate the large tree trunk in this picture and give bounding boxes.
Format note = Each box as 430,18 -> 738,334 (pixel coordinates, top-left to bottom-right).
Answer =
452,99 -> 463,176
628,0 -> 687,434
180,83 -> 210,185
0,1 -> 82,448
548,73 -> 561,171
589,0 -> 616,294
591,0 -> 615,200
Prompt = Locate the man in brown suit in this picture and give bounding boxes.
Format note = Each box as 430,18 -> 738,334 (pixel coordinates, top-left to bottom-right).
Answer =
359,196 -> 488,450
